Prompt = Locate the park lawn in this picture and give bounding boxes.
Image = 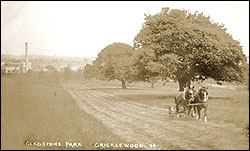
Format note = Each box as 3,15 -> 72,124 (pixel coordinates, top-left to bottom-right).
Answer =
1,74 -> 127,150
2,73 -> 248,149
87,79 -> 249,130
67,77 -> 249,149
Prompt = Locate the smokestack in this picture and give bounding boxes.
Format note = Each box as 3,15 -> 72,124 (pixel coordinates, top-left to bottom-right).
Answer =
25,42 -> 29,72
25,42 -> 28,65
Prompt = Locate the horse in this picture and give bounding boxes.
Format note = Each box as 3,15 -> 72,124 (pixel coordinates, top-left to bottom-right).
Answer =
175,86 -> 196,115
188,86 -> 209,122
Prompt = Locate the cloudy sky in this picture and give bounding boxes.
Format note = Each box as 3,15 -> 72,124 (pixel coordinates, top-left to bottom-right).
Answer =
1,1 -> 249,57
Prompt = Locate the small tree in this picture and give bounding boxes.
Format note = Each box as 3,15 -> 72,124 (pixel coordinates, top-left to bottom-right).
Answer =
45,64 -> 57,73
242,63 -> 249,90
133,48 -> 162,88
83,64 -> 95,80
133,49 -> 179,88
64,64 -> 72,84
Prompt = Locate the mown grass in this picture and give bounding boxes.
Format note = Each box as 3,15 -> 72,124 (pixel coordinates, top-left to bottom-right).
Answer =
83,78 -> 249,130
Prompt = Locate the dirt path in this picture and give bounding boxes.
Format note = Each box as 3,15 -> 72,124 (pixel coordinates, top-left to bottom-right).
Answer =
63,80 -> 249,150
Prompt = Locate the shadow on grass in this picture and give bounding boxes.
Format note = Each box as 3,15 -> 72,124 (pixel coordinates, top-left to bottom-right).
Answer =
79,87 -> 145,91
116,94 -> 232,101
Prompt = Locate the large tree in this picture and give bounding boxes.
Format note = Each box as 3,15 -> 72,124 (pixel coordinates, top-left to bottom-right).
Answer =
133,48 -> 178,88
134,7 -> 247,91
93,42 -> 135,89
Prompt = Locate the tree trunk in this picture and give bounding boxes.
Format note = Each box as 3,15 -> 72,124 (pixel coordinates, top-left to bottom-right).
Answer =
121,80 -> 127,89
186,80 -> 191,88
178,79 -> 185,92
151,82 -> 155,88
150,79 -> 157,88
178,77 -> 191,92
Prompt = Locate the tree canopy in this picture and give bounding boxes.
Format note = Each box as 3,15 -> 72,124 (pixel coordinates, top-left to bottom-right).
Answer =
133,48 -> 178,88
134,7 -> 247,91
83,64 -> 95,80
92,42 -> 135,89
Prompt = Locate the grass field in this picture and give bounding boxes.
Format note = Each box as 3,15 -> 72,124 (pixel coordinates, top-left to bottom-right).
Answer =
80,77 -> 249,128
1,73 -> 249,150
1,73 -> 128,150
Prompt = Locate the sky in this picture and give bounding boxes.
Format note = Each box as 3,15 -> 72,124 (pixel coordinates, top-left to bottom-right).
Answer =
1,1 -> 249,57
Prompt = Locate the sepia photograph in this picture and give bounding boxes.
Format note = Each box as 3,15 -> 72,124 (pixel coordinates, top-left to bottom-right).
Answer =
1,1 -> 249,150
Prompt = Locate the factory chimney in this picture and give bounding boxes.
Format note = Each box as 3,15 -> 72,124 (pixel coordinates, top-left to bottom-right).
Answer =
25,42 -> 29,72
25,42 -> 28,64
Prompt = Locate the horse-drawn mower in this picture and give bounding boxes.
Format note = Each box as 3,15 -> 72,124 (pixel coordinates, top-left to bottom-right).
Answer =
169,86 -> 209,122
